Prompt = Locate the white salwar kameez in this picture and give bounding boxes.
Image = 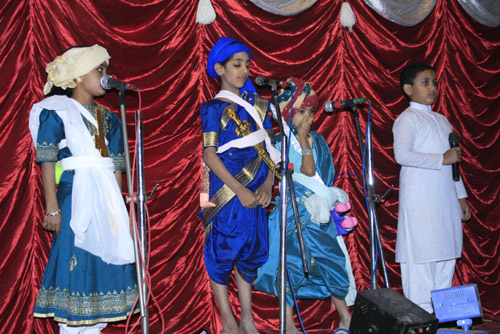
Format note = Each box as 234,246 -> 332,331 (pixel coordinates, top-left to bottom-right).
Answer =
393,102 -> 467,312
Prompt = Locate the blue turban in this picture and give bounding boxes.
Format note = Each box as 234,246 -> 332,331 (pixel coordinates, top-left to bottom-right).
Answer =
207,36 -> 256,95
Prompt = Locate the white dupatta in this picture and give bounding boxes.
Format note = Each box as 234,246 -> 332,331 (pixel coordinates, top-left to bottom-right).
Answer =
29,95 -> 134,265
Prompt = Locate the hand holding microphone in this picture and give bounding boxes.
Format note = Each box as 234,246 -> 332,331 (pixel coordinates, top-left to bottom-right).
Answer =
446,132 -> 461,181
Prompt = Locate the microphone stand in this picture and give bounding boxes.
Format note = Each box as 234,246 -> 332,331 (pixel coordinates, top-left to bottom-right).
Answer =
268,83 -> 308,334
118,90 -> 158,333
286,167 -> 308,279
346,103 -> 390,289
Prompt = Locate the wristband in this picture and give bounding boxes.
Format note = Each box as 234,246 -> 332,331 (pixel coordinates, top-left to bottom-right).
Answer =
45,209 -> 61,217
302,149 -> 313,156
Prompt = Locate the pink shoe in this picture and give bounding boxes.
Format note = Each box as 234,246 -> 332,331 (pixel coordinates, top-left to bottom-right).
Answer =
335,201 -> 351,213
341,216 -> 358,230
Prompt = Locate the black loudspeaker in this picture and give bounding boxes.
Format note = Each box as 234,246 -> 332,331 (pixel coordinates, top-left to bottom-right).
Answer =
349,288 -> 439,334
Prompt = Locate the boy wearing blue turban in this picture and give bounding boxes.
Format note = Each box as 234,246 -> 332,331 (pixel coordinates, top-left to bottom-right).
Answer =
200,37 -> 279,334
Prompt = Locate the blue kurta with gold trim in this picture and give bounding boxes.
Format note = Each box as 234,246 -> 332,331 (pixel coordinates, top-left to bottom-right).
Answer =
200,94 -> 273,285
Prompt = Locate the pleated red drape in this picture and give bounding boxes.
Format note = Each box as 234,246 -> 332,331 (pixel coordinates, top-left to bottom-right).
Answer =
0,0 -> 498,333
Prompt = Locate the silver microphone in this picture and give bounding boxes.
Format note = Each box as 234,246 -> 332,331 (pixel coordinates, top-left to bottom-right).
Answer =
324,98 -> 369,112
100,75 -> 138,91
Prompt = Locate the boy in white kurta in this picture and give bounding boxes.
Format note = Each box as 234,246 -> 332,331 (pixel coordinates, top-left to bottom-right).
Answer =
393,63 -> 471,313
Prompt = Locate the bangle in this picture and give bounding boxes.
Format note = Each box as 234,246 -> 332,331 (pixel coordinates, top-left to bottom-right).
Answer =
45,209 -> 61,217
302,149 -> 313,156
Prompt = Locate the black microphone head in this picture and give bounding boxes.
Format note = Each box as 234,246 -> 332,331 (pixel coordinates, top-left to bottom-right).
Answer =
100,75 -> 113,90
449,132 -> 459,146
255,76 -> 266,86
324,101 -> 335,112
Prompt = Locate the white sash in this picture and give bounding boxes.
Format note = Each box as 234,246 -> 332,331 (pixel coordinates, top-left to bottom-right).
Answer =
293,172 -> 349,225
217,130 -> 268,153
29,95 -> 134,265
214,90 -> 281,163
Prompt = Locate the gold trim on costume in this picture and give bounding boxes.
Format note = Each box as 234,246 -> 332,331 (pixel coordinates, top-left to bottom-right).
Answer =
202,96 -> 275,237
253,95 -> 269,126
33,308 -> 140,326
33,284 -> 138,326
226,107 -> 281,181
36,141 -> 59,162
220,103 -> 234,132
81,104 -> 115,159
109,152 -> 125,171
69,255 -> 77,271
202,156 -> 262,236
203,131 -> 219,147
94,106 -> 108,157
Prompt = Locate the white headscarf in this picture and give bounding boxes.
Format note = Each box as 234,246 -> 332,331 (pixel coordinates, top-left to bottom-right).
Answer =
43,44 -> 110,95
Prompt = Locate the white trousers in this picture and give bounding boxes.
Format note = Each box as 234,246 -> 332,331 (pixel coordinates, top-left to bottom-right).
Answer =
59,323 -> 107,334
400,259 -> 456,313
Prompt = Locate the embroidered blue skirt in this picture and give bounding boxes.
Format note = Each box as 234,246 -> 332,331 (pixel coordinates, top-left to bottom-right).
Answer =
34,172 -> 138,325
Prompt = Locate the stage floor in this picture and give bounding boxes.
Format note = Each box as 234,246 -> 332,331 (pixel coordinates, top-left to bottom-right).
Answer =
438,315 -> 500,334
471,316 -> 500,334
200,315 -> 500,334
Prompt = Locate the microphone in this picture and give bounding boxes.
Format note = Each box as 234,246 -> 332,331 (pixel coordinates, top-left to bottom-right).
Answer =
100,75 -> 138,91
324,98 -> 370,112
448,132 -> 460,181
255,76 -> 290,88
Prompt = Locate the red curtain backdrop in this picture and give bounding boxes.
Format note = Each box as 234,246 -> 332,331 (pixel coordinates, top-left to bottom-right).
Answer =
0,0 -> 498,333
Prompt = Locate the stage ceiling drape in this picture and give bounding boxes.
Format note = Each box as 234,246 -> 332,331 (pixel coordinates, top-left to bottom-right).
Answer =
0,0 -> 498,333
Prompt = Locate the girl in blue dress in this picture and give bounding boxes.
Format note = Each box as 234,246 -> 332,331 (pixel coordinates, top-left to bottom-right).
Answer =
29,45 -> 137,333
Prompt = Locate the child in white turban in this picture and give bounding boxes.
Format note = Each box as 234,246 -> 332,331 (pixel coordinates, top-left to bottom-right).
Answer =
29,45 -> 137,333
